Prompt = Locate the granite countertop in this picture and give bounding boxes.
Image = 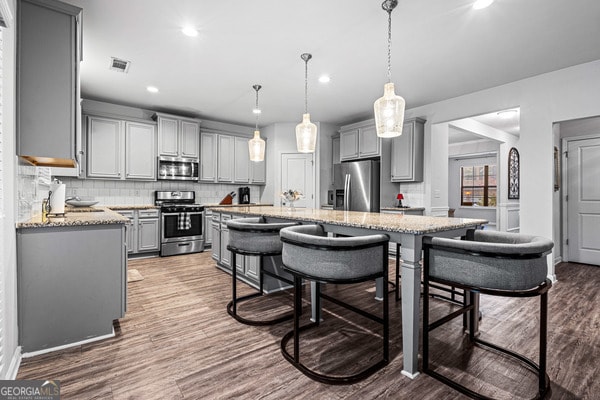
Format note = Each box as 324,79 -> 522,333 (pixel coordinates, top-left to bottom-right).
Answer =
210,206 -> 488,235
205,203 -> 273,208
380,206 -> 426,211
107,205 -> 159,210
17,207 -> 130,229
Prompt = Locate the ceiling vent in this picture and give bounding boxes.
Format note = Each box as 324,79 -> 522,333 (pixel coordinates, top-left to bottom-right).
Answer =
109,57 -> 131,73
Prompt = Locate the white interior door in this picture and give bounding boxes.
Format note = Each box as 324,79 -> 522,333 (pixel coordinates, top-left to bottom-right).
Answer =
281,153 -> 314,208
567,137 -> 600,265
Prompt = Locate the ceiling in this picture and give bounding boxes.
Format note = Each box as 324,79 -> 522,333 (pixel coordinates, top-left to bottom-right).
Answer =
64,0 -> 600,128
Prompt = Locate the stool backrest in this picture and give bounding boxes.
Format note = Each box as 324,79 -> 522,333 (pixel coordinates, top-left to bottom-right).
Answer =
424,229 -> 554,291
280,224 -> 389,282
227,217 -> 298,254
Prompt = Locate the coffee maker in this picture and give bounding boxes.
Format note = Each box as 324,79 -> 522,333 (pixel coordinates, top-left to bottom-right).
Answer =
238,187 -> 250,204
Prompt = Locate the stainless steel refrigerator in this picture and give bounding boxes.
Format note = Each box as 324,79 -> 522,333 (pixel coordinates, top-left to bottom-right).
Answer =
333,160 -> 380,212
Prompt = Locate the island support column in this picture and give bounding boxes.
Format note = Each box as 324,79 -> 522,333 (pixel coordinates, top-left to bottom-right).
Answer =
399,234 -> 422,378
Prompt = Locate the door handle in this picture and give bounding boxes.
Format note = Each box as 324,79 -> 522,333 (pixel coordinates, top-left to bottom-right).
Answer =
178,242 -> 191,247
344,174 -> 351,211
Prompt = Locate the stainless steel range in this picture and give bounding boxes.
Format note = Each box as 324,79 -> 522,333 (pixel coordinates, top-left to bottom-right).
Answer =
155,191 -> 205,257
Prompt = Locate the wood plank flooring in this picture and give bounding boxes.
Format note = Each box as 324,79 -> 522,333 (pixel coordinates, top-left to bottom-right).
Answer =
17,253 -> 599,399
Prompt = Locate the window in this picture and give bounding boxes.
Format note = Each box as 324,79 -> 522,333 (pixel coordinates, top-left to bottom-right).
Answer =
461,165 -> 496,206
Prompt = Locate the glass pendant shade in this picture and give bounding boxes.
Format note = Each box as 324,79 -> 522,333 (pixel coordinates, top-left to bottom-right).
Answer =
374,82 -> 406,138
248,130 -> 265,162
295,113 -> 317,153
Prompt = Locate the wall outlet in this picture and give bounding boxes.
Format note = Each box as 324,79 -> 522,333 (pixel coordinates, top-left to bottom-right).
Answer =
72,189 -> 77,195
134,190 -> 140,196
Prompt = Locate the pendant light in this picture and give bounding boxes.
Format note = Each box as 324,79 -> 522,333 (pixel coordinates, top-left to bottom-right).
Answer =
374,0 -> 406,138
248,84 -> 266,162
296,53 -> 317,153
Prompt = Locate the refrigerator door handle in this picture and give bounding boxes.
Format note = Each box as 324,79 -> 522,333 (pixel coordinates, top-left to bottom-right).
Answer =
343,174 -> 350,211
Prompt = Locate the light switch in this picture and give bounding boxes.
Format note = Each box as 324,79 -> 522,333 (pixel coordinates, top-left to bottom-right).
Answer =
434,189 -> 441,198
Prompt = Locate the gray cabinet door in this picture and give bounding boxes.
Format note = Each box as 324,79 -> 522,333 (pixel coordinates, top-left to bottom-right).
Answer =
340,129 -> 359,160
180,120 -> 200,159
250,159 -> 266,184
245,256 -> 259,282
125,122 -> 156,180
137,218 -> 160,252
17,0 -> 81,164
217,135 -> 234,182
234,137 -> 250,183
391,118 -> 425,182
332,136 -> 341,164
204,210 -> 213,246
211,221 -> 221,262
87,116 -> 122,179
358,125 -> 380,158
200,132 -> 217,182
158,116 -> 179,157
220,224 -> 231,267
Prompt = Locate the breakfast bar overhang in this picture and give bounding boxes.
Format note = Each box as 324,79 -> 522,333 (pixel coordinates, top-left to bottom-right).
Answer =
210,206 -> 488,378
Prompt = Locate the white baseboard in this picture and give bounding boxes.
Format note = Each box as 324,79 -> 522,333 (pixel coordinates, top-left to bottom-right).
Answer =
6,346 -> 22,380
554,256 -> 563,265
22,329 -> 115,359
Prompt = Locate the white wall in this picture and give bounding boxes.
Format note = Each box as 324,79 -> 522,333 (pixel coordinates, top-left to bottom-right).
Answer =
261,121 -> 327,207
1,0 -> 20,379
404,59 -> 600,279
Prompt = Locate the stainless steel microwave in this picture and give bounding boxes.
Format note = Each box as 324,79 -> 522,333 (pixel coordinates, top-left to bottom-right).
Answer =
157,156 -> 199,181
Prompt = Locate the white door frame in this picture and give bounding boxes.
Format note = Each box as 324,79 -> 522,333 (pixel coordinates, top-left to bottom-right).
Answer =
561,133 -> 600,263
280,152 -> 316,209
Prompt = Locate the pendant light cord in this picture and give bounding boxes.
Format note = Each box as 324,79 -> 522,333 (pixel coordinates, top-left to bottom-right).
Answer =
387,7 -> 392,83
300,53 -> 312,114
304,58 -> 309,114
253,84 -> 261,131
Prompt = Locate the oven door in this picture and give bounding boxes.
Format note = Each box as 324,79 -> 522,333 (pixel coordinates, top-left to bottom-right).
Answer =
161,211 -> 204,243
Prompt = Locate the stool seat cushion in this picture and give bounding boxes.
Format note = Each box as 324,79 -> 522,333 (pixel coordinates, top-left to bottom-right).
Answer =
280,224 -> 389,281
425,230 -> 553,291
227,217 -> 298,254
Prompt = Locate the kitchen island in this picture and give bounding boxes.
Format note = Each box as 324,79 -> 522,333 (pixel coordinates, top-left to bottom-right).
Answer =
16,208 -> 129,354
209,206 -> 488,378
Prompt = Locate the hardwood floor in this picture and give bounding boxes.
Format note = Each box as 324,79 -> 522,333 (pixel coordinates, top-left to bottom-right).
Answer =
17,253 -> 599,399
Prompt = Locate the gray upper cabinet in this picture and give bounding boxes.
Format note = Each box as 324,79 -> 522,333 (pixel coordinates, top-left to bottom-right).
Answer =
234,137 -> 250,183
87,116 -> 122,179
17,0 -> 82,167
87,115 -> 156,180
332,135 -> 341,165
200,131 -> 217,182
217,135 -> 234,182
155,113 -> 200,159
125,122 -> 156,180
339,120 -> 380,161
250,158 -> 266,184
391,118 -> 426,182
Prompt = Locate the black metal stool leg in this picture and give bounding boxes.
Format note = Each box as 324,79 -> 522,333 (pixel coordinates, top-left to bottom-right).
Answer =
395,243 -> 400,301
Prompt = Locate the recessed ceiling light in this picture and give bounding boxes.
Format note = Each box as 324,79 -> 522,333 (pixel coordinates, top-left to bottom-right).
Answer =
318,75 -> 331,83
473,0 -> 494,10
181,26 -> 198,37
252,108 -> 262,114
146,86 -> 159,93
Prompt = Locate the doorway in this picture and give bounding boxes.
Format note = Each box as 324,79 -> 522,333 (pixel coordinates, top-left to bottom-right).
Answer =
563,136 -> 600,265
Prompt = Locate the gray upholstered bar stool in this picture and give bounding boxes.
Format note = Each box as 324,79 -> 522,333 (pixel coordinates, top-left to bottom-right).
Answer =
423,229 -> 554,399
226,217 -> 298,326
279,224 -> 390,384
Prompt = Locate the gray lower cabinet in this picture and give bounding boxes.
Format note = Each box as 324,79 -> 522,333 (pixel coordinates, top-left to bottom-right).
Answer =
204,209 -> 213,246
17,224 -> 127,353
116,209 -> 160,255
390,118 -> 426,182
210,211 -> 291,291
